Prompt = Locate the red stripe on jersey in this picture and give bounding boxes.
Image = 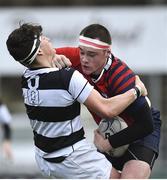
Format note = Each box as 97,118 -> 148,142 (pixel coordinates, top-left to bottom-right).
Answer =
113,69 -> 133,90
108,65 -> 125,83
116,76 -> 135,93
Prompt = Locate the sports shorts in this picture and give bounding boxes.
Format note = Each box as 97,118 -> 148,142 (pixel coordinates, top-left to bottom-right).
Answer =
35,139 -> 112,179
104,144 -> 157,171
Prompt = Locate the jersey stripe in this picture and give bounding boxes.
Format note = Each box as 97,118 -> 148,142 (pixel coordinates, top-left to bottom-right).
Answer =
106,59 -> 135,95
109,66 -> 129,91
22,69 -> 73,90
33,128 -> 85,153
30,116 -> 82,138
112,69 -> 133,90
106,61 -> 123,85
25,101 -> 80,122
23,88 -> 75,107
116,76 -> 135,94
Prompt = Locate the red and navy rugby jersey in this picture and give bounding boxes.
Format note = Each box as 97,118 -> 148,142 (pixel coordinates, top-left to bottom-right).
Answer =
56,47 -> 145,126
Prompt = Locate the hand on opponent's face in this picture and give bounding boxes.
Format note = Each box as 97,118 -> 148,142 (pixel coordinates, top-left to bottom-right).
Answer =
52,54 -> 72,69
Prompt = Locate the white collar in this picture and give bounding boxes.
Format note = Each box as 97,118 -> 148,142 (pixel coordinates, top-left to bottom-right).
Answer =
91,55 -> 112,83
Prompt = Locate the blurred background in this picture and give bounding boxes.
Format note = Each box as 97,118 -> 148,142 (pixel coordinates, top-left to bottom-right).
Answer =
0,0 -> 166,178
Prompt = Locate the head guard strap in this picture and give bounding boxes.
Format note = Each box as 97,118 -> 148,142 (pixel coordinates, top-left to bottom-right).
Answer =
20,35 -> 41,65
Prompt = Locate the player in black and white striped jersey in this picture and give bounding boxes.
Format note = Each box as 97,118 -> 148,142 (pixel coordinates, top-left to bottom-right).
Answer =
6,23 -> 147,179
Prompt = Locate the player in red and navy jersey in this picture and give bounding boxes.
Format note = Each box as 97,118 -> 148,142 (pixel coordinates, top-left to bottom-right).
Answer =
56,24 -> 161,178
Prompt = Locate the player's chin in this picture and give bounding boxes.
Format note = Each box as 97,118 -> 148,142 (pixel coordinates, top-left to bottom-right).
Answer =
82,68 -> 92,75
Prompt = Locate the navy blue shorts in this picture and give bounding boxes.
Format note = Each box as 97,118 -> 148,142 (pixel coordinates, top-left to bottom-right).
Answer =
134,107 -> 161,153
104,144 -> 157,171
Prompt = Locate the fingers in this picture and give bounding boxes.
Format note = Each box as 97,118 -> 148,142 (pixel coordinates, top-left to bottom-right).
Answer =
53,60 -> 63,69
135,75 -> 140,81
94,129 -> 101,138
62,56 -> 72,67
135,75 -> 148,96
94,129 -> 105,145
53,55 -> 72,69
94,129 -> 112,152
135,75 -> 141,85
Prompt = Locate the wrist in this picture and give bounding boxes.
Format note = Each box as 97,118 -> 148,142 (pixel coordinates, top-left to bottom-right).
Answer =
133,85 -> 142,99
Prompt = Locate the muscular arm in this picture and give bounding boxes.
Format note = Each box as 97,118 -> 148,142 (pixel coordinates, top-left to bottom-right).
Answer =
70,69 -> 146,122
84,88 -> 139,119
108,99 -> 154,148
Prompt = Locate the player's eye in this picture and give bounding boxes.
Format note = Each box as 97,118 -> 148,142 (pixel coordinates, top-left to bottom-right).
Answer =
87,53 -> 96,57
80,51 -> 85,55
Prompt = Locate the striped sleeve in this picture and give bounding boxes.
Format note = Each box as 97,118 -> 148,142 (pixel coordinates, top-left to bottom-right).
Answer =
107,59 -> 147,110
69,70 -> 94,103
107,60 -> 135,95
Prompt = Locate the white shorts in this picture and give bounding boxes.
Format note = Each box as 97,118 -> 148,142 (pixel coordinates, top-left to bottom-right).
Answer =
35,140 -> 112,179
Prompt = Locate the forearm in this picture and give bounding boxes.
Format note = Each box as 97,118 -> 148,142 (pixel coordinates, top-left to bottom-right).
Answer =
85,87 -> 142,119
108,102 -> 154,148
104,88 -> 138,118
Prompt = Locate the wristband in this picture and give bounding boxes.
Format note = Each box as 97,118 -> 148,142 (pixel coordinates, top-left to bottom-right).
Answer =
133,85 -> 141,98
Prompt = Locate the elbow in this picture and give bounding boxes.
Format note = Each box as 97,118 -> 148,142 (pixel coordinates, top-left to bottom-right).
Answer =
100,107 -> 116,119
104,105 -> 124,118
101,103 -> 119,118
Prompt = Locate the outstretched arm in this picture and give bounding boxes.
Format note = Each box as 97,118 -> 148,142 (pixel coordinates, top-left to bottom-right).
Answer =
84,75 -> 147,119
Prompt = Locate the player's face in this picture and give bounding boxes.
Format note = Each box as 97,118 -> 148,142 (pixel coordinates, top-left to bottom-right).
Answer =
79,46 -> 108,75
40,36 -> 55,56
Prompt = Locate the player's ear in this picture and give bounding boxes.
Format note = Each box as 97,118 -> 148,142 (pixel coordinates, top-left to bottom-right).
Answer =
107,48 -> 111,55
104,49 -> 111,58
37,49 -> 43,55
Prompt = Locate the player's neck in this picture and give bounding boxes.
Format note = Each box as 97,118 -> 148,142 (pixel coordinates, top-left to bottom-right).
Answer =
34,55 -> 53,68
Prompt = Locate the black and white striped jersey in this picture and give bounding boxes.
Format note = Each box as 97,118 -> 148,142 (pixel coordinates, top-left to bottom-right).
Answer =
22,67 -> 93,157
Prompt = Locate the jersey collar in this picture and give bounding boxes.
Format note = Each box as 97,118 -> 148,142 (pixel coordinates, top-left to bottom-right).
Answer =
91,55 -> 112,83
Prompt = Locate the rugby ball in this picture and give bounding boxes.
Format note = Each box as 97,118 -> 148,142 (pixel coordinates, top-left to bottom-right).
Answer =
98,116 -> 129,157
